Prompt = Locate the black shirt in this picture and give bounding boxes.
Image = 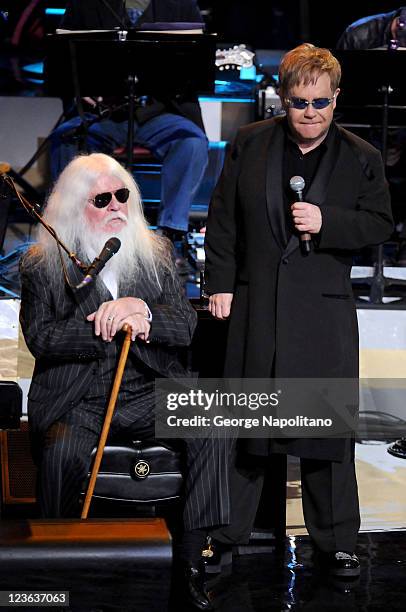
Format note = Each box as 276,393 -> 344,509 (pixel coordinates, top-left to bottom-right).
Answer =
283,128 -> 328,241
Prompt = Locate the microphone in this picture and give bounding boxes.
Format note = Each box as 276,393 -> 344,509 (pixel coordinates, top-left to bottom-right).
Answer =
290,175 -> 311,255
0,162 -> 11,175
75,237 -> 121,290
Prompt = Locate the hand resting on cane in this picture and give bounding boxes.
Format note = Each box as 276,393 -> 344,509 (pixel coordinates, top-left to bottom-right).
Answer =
87,297 -> 151,342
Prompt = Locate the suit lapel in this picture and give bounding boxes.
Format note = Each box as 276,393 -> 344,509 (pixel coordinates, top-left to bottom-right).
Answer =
283,123 -> 342,258
265,121 -> 288,250
283,231 -> 300,258
69,261 -> 153,314
65,262 -> 107,318
304,124 -> 341,211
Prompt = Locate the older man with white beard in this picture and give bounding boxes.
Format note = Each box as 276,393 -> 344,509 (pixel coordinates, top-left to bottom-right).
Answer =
19,153 -> 229,611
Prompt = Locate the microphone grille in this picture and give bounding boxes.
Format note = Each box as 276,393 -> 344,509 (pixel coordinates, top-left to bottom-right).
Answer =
105,237 -> 121,254
290,175 -> 305,193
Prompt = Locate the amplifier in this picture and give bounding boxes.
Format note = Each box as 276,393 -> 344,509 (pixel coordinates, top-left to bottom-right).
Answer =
0,381 -> 22,431
0,421 -> 37,504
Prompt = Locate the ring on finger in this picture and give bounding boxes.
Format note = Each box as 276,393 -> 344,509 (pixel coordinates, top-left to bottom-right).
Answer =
107,315 -> 115,321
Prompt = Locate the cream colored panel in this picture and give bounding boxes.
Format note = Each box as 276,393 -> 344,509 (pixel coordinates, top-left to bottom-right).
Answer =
0,299 -> 19,379
360,349 -> 406,379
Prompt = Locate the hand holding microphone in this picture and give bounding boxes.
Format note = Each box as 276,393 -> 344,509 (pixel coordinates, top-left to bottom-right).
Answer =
289,176 -> 322,255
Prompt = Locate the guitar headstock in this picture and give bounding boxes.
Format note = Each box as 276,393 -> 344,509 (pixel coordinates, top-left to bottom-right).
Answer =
215,44 -> 255,71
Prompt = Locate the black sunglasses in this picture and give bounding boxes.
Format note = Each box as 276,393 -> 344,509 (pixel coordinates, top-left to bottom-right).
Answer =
88,187 -> 130,208
284,96 -> 336,110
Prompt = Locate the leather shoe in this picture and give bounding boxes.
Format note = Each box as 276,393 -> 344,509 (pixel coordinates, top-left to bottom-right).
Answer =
202,537 -> 233,574
177,561 -> 214,610
317,551 -> 360,577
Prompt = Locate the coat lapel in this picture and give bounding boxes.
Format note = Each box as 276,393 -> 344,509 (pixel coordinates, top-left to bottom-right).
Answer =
304,124 -> 342,211
283,123 -> 342,258
65,261 -> 108,318
67,259 -> 151,316
265,120 -> 288,250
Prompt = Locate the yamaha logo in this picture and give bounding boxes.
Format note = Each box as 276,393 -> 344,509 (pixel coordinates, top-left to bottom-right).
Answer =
134,460 -> 150,479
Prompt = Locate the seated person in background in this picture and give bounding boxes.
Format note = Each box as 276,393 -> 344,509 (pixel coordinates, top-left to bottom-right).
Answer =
50,0 -> 208,244
337,6 -> 406,263
20,153 -> 230,611
337,6 -> 406,49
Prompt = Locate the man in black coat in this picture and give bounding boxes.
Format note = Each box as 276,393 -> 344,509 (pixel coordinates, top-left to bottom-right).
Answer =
50,0 -> 208,242
204,44 -> 393,576
20,152 -> 229,610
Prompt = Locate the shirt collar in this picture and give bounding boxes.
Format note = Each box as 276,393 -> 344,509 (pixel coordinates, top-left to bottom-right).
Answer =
284,119 -> 336,155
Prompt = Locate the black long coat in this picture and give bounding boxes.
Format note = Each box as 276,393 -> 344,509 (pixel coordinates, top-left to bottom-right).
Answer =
204,117 -> 393,461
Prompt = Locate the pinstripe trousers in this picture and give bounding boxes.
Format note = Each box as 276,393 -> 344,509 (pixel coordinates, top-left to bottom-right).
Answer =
36,401 -> 232,531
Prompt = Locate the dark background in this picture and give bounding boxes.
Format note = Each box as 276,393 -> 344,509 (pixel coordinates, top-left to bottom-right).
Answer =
200,1 -> 399,48
0,1 -> 402,49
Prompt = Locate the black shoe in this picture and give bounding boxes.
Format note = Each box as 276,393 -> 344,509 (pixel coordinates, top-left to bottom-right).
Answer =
160,227 -> 186,244
202,537 -> 233,574
176,561 -> 214,610
317,551 -> 360,577
388,437 -> 406,459
158,228 -> 190,275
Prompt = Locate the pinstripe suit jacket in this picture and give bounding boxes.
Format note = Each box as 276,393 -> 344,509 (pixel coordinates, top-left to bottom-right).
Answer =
19,253 -> 197,435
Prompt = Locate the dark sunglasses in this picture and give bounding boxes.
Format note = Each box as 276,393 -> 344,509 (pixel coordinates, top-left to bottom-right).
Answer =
88,187 -> 130,208
284,95 -> 336,110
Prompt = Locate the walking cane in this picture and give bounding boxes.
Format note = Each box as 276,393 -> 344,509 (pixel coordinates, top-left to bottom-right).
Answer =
81,324 -> 132,519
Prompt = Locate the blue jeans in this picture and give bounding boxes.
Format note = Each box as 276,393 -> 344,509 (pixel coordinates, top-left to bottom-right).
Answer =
50,112 -> 209,232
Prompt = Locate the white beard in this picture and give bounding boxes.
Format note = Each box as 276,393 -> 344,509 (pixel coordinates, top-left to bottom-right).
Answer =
80,212 -> 137,287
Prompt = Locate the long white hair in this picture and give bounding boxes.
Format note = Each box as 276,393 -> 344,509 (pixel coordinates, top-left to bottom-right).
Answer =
29,153 -> 171,287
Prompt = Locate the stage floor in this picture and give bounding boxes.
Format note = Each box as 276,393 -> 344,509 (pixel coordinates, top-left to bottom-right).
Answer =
0,530 -> 404,611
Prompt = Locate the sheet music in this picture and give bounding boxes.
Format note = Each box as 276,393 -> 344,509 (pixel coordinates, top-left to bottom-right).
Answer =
56,23 -> 204,35
140,29 -> 203,34
56,29 -> 116,34
56,27 -> 203,36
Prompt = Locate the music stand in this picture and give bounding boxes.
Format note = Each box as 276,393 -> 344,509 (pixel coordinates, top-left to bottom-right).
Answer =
335,49 -> 406,304
44,30 -> 216,167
